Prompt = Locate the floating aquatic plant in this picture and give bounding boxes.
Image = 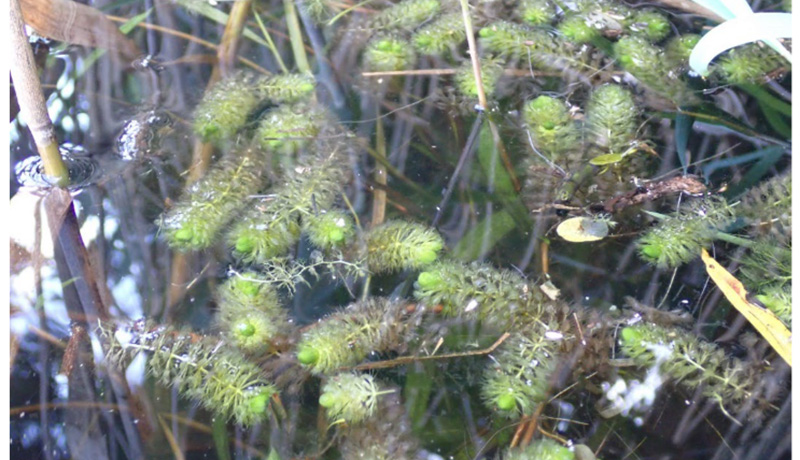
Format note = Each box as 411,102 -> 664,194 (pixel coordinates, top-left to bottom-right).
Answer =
365,220 -> 445,273
193,74 -> 261,144
160,148 -> 267,251
101,321 -> 277,427
637,196 -> 735,269
481,329 -> 560,416
319,372 -> 393,423
216,273 -> 290,355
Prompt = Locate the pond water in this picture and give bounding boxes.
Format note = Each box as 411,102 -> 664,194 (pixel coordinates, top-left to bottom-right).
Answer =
9,0 -> 792,458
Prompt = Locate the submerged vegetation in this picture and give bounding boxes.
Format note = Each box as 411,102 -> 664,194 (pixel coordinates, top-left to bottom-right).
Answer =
8,0 -> 792,457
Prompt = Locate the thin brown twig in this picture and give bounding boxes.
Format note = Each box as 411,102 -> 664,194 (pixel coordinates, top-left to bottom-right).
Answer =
106,16 -> 269,75
157,415 -> 186,460
349,332 -> 511,371
10,401 -> 128,416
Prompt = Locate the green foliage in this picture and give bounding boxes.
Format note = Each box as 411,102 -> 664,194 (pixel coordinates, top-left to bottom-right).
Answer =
585,84 -> 638,153
370,0 -> 441,31
664,34 -> 701,70
363,36 -> 417,72
454,57 -> 505,99
255,102 -> 333,154
303,209 -> 356,251
479,21 -> 554,59
160,148 -> 267,250
319,373 -> 391,423
637,196 -> 735,269
737,234 -> 792,293
296,298 -> 416,374
226,150 -> 348,264
256,73 -> 316,103
414,260 -> 552,328
481,330 -> 560,417
102,321 -> 276,427
193,74 -> 260,143
736,173 -> 791,228
216,273 -> 289,354
412,13 -> 466,55
614,36 -> 697,105
713,44 -> 787,85
755,285 -> 792,327
505,438 -> 575,460
523,95 -> 580,160
365,220 -> 445,273
558,15 -> 599,44
628,9 -> 670,42
619,323 -> 758,408
518,0 -> 555,26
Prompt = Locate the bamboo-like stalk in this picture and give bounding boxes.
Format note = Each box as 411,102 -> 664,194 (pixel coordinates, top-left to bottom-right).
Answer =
283,0 -> 312,73
457,0 -> 487,111
10,0 -> 69,186
216,0 -> 254,78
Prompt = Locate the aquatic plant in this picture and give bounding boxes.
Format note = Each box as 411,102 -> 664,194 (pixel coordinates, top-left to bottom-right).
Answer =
193,74 -> 261,143
319,372 -> 393,423
454,57 -> 505,100
159,148 -> 267,250
585,84 -> 638,154
481,329 -> 560,416
363,36 -> 417,72
365,220 -> 445,273
412,13 -> 466,55
523,94 -> 580,160
101,321 -> 277,427
619,323 -> 761,413
303,209 -> 356,252
216,273 -> 290,355
227,148 -> 348,264
637,196 -> 735,269
415,260 -> 555,328
296,298 -> 419,374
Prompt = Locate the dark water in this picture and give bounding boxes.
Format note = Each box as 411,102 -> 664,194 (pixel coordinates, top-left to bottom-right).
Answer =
9,0 -> 792,458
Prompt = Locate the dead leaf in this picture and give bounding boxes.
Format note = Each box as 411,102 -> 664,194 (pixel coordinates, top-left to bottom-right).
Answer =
20,0 -> 139,59
701,249 -> 791,367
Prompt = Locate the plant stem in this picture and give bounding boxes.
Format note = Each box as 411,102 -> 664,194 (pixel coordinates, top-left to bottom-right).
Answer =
253,4 -> 289,74
10,0 -> 69,186
371,107 -> 387,227
284,0 -> 312,73
457,0 -> 487,111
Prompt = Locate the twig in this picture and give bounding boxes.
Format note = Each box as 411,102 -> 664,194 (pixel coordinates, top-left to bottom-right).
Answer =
349,332 -> 511,371
10,0 -> 69,185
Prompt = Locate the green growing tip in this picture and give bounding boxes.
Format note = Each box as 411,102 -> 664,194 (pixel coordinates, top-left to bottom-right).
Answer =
247,391 -> 270,415
328,228 -> 344,243
640,244 -> 662,260
236,322 -> 256,337
620,327 -> 642,346
174,228 -> 194,242
238,280 -> 260,297
415,249 -> 439,265
496,394 -> 517,411
297,348 -> 320,365
236,236 -> 255,254
319,393 -> 335,407
417,271 -> 442,289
